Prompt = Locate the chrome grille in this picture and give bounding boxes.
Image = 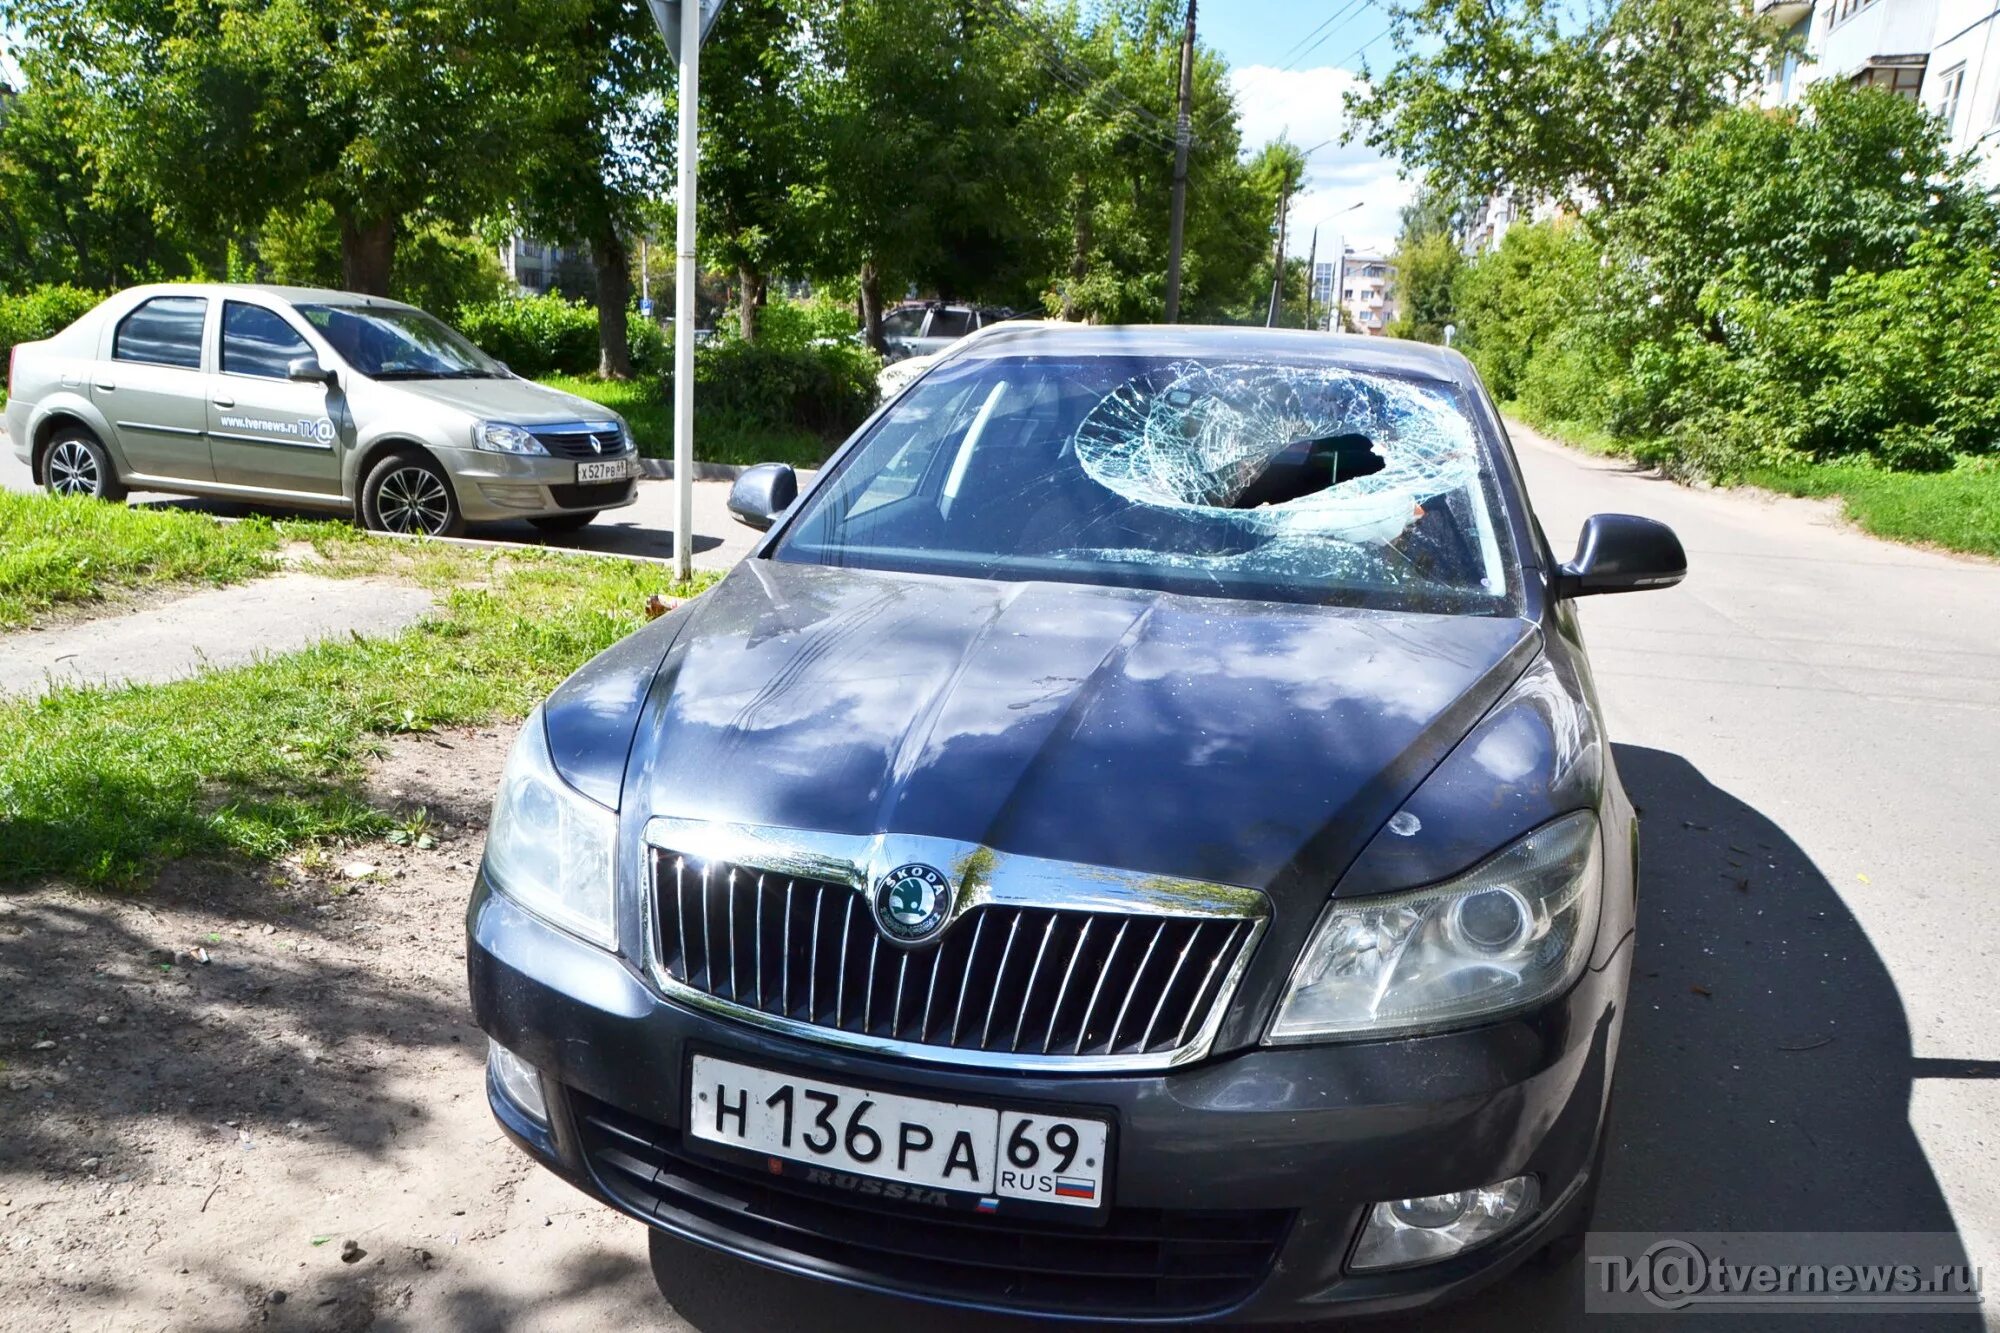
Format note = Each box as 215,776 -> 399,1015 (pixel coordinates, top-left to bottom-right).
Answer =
531,427 -> 627,459
652,851 -> 1257,1065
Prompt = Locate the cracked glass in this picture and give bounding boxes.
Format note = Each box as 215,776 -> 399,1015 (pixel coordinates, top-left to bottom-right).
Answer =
777,353 -> 1519,612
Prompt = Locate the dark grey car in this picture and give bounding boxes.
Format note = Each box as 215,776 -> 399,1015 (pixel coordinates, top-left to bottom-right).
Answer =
470,323 -> 1686,1324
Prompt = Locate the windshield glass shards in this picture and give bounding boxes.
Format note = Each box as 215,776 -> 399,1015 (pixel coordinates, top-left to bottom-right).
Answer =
775,354 -> 1519,612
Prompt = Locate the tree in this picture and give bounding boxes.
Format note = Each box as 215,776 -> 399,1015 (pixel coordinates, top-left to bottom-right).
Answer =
512,0 -> 669,375
1386,180 -> 1466,342
0,58 -> 197,288
694,0 -> 818,342
7,0 -> 575,294
1346,0 -> 1789,213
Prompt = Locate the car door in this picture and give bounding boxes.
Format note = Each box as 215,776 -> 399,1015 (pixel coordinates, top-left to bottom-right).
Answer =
878,307 -> 927,361
93,294 -> 214,483
206,300 -> 344,497
913,307 -> 972,358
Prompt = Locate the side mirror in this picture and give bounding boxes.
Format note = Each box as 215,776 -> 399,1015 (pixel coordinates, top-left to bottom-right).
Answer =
1556,514 -> 1687,599
727,462 -> 799,532
287,356 -> 335,385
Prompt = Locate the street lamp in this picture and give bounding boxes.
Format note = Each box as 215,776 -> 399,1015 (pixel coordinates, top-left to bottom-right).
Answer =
645,0 -> 727,582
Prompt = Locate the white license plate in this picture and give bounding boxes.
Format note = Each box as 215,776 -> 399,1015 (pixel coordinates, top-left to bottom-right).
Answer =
688,1054 -> 1111,1211
575,459 -> 630,483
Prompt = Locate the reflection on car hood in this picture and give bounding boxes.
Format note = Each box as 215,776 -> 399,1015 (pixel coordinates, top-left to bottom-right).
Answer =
378,375 -> 617,425
626,561 -> 1536,895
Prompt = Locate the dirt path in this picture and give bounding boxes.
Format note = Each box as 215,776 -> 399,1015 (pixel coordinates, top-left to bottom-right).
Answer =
0,573 -> 433,701
0,726 -> 673,1333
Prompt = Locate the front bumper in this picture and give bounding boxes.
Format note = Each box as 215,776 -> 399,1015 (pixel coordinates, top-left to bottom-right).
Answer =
432,446 -> 642,522
469,874 -> 1628,1324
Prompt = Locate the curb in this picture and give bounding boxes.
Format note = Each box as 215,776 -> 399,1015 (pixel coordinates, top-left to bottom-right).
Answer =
635,459 -> 747,482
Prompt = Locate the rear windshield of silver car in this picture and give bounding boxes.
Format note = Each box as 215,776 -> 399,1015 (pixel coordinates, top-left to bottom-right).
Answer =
774,354 -> 1521,613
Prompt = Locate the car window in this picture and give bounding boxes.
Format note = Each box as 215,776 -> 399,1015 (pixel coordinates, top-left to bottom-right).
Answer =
293,303 -> 503,380
927,310 -> 972,339
113,296 -> 208,370
777,354 -> 1519,614
221,302 -> 315,379
880,309 -> 926,339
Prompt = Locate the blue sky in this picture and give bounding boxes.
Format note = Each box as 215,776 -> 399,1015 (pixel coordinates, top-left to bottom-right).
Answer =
1202,0 -> 1410,259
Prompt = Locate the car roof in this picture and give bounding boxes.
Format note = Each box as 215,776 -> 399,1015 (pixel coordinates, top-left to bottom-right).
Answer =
115,281 -> 418,309
946,321 -> 1474,381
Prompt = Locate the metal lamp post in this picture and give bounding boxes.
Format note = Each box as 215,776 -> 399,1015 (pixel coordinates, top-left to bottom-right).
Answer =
646,0 -> 726,582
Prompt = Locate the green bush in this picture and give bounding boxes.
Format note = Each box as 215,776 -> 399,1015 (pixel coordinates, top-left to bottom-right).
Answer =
740,294 -> 861,351
456,293 -> 602,376
0,284 -> 102,366
689,338 -> 880,438
457,294 -> 675,379
1449,84 -> 2000,481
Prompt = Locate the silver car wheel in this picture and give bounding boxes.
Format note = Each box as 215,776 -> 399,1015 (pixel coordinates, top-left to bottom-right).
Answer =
376,466 -> 451,535
48,439 -> 101,497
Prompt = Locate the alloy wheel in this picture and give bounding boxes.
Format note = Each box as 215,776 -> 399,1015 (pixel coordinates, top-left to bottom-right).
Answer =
376,466 -> 451,535
48,439 -> 101,497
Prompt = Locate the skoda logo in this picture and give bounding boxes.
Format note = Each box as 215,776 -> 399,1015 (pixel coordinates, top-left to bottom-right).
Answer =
873,863 -> 953,944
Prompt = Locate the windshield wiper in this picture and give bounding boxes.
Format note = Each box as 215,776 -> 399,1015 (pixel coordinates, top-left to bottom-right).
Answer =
369,369 -> 496,381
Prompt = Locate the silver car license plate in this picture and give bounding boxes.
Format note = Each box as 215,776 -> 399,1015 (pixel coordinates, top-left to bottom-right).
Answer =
575,459 -> 629,484
688,1054 -> 1111,1211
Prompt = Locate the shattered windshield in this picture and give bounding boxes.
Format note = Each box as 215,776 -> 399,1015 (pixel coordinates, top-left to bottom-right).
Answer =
774,354 -> 1519,612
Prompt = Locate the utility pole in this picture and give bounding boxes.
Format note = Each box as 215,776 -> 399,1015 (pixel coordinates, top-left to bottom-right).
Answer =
648,0 -> 726,582
1303,226 -> 1318,332
1264,185 -> 1288,328
1163,0 -> 1196,323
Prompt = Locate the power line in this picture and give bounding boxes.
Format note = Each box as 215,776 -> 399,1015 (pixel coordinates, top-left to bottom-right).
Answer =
1281,0 -> 1372,70
978,0 -> 1186,157
1270,3 -> 1353,68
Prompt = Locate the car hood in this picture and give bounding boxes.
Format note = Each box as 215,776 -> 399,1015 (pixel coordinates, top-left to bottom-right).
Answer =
617,561 -> 1537,896
378,375 -> 619,426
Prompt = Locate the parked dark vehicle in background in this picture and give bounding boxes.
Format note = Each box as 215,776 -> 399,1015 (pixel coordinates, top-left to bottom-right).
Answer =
469,324 -> 1686,1323
875,301 -> 1015,361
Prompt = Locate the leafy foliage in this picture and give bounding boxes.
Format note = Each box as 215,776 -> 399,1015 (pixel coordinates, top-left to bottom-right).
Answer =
1348,0 -> 1790,210
0,283 -> 102,368
1443,85 -> 2000,481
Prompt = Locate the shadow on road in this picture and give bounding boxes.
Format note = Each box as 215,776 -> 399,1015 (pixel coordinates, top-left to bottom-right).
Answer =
126,493 -> 726,558
642,744 -> 1978,1332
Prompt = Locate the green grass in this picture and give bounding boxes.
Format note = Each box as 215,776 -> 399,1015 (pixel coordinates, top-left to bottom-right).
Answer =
541,374 -> 831,468
1508,408 -> 2000,560
1742,461 -> 2000,559
0,490 -> 284,629
0,525 -> 717,887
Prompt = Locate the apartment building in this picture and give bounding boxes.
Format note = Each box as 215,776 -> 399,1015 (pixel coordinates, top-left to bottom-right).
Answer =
1336,248 -> 1399,336
1752,0 -> 2000,185
499,234 -> 595,297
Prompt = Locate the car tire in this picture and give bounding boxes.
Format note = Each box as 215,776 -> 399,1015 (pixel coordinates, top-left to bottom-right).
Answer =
527,511 -> 601,535
361,451 -> 464,538
43,429 -> 127,502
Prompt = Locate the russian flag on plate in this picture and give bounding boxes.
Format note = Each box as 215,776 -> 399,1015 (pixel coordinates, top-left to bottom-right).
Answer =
977,1197 -> 1000,1213
1054,1176 -> 1096,1201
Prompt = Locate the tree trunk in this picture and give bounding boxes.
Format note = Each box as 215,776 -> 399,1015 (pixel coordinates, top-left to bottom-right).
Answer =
593,225 -> 633,379
1063,179 -> 1092,322
860,260 -> 886,354
338,214 -> 396,296
738,263 -> 760,341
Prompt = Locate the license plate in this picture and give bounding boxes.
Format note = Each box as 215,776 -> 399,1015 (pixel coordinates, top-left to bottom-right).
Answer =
688,1054 -> 1111,1212
575,459 -> 629,483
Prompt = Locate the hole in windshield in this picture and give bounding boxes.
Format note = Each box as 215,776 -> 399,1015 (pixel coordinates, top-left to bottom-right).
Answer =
775,354 -> 1517,613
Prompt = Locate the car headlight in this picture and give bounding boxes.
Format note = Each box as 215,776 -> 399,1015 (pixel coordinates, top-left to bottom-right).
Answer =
484,706 -> 618,947
1268,811 -> 1602,1042
473,421 -> 548,455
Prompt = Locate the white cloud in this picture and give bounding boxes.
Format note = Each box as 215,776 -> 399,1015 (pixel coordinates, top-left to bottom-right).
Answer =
1227,64 -> 1410,260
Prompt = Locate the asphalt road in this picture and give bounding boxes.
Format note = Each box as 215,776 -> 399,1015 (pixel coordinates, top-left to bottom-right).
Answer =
0,448 -> 776,570
10,423 -> 1999,1329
